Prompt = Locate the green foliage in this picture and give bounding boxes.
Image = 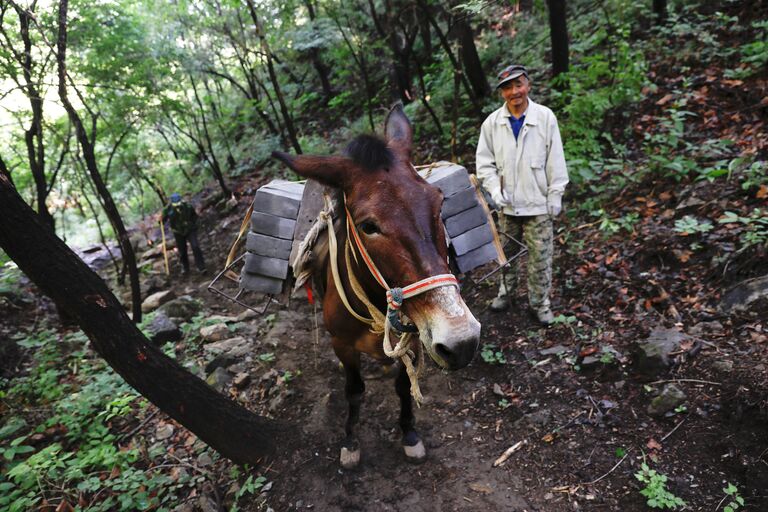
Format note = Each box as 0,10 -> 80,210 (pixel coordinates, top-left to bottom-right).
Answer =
634,462 -> 686,509
553,21 -> 648,182
230,474 -> 268,512
718,209 -> 768,249
674,215 -> 714,235
725,20 -> 768,78
0,328 -> 189,511
0,262 -> 24,297
480,343 -> 506,365
735,159 -> 768,191
258,352 -> 276,363
722,482 -> 745,512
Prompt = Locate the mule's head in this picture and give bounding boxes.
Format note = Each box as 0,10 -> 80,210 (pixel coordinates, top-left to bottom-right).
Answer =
272,104 -> 480,370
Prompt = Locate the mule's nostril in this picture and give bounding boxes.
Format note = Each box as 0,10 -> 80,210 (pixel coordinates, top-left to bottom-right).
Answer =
434,343 -> 454,365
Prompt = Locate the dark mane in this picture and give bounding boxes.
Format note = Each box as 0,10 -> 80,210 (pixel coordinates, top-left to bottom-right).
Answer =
344,134 -> 393,172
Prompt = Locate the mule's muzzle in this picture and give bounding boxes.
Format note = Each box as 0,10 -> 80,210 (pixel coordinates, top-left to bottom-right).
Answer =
412,287 -> 481,370
433,336 -> 478,370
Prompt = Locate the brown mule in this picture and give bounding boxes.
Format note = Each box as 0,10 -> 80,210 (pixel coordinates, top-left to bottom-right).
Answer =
272,104 -> 480,468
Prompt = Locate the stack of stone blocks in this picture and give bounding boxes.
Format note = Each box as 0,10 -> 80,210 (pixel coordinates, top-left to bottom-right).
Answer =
418,162 -> 500,273
240,180 -> 306,295
240,163 -> 501,295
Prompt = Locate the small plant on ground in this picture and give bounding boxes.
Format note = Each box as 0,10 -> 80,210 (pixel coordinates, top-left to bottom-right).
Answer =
634,462 -> 686,509
674,215 -> 713,235
721,482 -> 745,512
480,344 -> 506,365
718,209 -> 768,250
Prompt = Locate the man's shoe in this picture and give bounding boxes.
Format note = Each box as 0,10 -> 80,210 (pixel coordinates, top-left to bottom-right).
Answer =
535,307 -> 555,326
489,297 -> 509,312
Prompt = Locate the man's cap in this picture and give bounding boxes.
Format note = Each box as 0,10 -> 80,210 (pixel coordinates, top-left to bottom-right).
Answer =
170,193 -> 182,203
496,64 -> 528,89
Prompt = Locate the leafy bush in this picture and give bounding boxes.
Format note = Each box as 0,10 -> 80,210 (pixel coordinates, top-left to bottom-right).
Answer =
634,462 -> 686,509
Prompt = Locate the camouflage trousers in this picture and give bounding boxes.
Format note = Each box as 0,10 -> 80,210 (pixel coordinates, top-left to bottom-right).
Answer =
496,214 -> 554,309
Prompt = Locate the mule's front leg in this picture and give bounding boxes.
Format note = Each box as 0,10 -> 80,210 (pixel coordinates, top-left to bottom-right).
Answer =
396,362 -> 426,463
334,342 -> 365,468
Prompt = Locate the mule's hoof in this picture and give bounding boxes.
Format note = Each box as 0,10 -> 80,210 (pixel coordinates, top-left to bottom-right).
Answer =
403,439 -> 426,463
340,446 -> 361,469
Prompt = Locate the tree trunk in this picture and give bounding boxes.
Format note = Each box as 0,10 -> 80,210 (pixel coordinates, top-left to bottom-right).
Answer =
0,172 -> 285,464
189,74 -> 231,196
547,0 -> 570,81
652,0 -> 667,24
414,56 -> 443,135
245,0 -> 302,154
56,0 -> 143,323
417,0 -> 483,120
303,0 -> 334,103
17,6 -> 55,229
455,19 -> 489,99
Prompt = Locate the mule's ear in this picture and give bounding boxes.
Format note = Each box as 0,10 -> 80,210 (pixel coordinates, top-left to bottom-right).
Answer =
384,102 -> 412,155
271,151 -> 353,188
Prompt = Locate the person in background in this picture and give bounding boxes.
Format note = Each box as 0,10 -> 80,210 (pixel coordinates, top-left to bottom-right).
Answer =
475,64 -> 569,325
162,193 -> 206,275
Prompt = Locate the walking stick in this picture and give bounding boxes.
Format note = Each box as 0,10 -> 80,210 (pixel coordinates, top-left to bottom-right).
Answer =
159,219 -> 170,275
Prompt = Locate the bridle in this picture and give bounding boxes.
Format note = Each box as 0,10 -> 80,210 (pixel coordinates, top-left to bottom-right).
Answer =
344,204 -> 458,332
321,191 -> 459,403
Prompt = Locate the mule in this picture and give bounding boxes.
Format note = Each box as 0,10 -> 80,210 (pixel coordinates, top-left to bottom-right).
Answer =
272,104 -> 481,468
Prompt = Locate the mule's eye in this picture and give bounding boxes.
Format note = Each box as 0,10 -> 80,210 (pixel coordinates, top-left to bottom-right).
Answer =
359,221 -> 380,235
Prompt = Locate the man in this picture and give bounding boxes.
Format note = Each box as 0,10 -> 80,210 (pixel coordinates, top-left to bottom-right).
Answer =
162,193 -> 206,275
476,64 -> 569,325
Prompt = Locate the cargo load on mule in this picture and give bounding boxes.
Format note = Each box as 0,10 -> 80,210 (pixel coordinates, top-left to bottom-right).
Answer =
209,160 -> 507,311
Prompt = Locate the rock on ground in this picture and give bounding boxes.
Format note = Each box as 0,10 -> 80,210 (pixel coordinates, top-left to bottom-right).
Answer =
141,290 -> 176,313
720,274 -> 768,314
632,326 -> 686,378
158,295 -> 202,322
200,322 -> 230,342
147,311 -> 182,345
648,384 -> 687,416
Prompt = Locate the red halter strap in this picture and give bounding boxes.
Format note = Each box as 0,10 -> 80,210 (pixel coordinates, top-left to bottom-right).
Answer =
344,203 -> 459,319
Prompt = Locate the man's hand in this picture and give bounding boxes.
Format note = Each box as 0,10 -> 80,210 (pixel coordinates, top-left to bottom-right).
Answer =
492,190 -> 509,211
547,203 -> 562,217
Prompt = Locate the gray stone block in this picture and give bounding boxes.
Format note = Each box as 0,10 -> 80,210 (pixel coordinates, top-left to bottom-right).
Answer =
250,211 -> 296,239
444,205 -> 487,237
262,180 -> 305,199
253,187 -> 302,219
451,223 -> 494,256
239,271 -> 284,295
455,242 -> 499,273
441,186 -> 478,218
421,163 -> 472,198
244,253 -> 290,279
246,232 -> 293,259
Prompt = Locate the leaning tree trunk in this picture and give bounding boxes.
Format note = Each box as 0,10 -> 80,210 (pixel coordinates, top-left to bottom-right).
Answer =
56,0 -> 142,321
455,19 -> 489,99
0,172 -> 285,464
547,0 -> 570,81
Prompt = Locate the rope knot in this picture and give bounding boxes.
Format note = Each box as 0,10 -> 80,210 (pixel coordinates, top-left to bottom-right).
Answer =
386,287 -> 405,310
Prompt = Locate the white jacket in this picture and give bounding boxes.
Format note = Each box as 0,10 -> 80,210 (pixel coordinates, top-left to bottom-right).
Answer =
476,98 -> 569,216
